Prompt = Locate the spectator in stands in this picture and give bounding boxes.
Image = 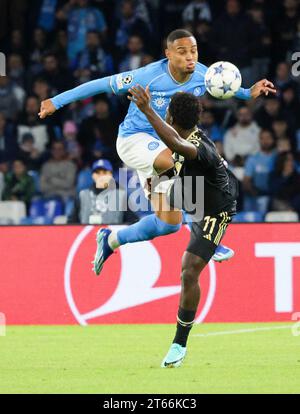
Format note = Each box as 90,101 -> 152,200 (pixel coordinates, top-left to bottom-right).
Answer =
78,96 -> 119,164
29,28 -> 48,77
36,53 -> 74,95
37,0 -> 63,33
17,96 -> 50,153
40,140 -> 77,200
68,158 -> 137,224
2,159 -> 35,208
182,0 -> 212,25
274,62 -> 299,96
65,0 -> 107,62
115,0 -> 151,54
200,110 -> 224,154
74,31 -> 114,83
270,151 -> 300,215
274,0 -> 299,62
0,113 -> 18,161
17,132 -> 45,171
276,137 -> 293,154
243,129 -> 277,213
255,96 -> 283,129
119,35 -> 145,72
280,85 -> 300,132
7,54 -> 25,88
210,0 -> 256,87
248,4 -> 271,81
223,106 -> 261,165
190,20 -> 213,66
53,30 -> 69,71
0,76 -> 24,120
32,78 -> 51,102
62,121 -> 82,166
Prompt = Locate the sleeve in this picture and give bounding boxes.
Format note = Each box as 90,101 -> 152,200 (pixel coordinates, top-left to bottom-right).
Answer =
109,66 -> 147,95
51,66 -> 147,109
244,156 -> 255,177
235,87 -> 252,100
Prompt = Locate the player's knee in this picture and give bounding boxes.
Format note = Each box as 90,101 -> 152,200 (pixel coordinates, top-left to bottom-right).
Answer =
181,268 -> 199,290
155,216 -> 181,235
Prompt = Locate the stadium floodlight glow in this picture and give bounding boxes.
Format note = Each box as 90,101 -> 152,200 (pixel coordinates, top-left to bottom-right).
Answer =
0,312 -> 6,336
0,52 -> 6,76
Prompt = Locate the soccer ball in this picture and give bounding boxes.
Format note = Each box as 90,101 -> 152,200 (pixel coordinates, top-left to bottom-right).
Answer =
204,61 -> 242,99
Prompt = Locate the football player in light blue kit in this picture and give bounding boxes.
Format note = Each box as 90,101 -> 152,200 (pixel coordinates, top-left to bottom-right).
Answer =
39,29 -> 276,274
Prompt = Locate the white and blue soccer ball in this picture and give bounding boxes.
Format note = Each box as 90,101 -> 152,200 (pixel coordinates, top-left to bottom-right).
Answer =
204,61 -> 242,99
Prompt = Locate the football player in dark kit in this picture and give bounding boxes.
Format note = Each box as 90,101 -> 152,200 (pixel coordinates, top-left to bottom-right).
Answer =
128,85 -> 239,368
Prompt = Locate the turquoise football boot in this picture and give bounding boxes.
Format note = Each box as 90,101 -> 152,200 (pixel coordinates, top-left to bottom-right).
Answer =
161,343 -> 187,368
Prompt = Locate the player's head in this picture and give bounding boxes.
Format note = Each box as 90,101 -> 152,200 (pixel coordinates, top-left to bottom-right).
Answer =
166,92 -> 202,131
165,29 -> 198,75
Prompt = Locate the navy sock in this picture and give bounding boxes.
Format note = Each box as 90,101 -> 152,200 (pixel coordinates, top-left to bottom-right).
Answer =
173,307 -> 196,347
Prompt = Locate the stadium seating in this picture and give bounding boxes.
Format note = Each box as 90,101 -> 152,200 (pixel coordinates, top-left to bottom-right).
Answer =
53,215 -> 68,224
0,201 -> 27,224
76,169 -> 93,193
265,211 -> 299,222
29,198 -> 64,223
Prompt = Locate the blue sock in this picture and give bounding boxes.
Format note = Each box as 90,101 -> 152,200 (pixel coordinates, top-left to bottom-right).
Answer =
117,214 -> 181,246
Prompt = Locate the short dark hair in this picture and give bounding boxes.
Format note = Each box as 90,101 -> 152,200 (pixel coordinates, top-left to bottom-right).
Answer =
169,92 -> 202,130
167,29 -> 194,46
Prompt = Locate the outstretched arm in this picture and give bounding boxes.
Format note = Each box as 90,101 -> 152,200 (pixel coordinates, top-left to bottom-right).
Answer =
38,67 -> 146,119
38,76 -> 113,119
236,78 -> 277,100
128,85 -> 198,160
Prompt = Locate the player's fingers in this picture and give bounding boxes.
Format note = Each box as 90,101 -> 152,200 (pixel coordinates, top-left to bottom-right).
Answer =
263,86 -> 276,95
263,80 -> 275,88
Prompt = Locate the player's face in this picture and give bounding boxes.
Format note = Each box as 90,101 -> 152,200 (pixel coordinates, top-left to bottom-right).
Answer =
166,37 -> 198,75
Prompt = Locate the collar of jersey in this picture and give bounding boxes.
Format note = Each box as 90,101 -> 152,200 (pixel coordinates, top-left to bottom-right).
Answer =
167,61 -> 194,85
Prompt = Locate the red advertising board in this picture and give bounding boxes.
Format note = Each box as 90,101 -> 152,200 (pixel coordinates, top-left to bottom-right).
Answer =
0,224 -> 299,325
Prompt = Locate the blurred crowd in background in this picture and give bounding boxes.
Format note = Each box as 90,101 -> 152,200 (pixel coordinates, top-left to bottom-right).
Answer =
0,0 -> 299,224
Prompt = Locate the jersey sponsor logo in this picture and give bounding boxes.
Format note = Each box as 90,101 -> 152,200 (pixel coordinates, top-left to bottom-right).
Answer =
148,141 -> 160,151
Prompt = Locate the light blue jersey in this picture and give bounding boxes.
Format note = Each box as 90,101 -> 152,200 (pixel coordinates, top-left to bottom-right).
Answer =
51,58 -> 251,140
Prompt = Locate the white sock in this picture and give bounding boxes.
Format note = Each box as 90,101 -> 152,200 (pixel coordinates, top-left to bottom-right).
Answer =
108,231 -> 120,250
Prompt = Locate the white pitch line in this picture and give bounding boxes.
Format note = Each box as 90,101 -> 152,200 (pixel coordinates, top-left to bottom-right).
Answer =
193,325 -> 293,337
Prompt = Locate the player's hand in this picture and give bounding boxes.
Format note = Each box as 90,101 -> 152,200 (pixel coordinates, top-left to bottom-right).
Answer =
38,99 -> 57,119
128,85 -> 151,112
250,79 -> 277,99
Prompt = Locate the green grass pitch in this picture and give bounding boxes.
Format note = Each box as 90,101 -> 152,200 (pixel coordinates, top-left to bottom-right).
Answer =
0,323 -> 299,394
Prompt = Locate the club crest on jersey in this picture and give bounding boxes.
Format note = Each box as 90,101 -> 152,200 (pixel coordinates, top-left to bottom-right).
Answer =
152,91 -> 167,109
148,141 -> 159,151
193,87 -> 202,96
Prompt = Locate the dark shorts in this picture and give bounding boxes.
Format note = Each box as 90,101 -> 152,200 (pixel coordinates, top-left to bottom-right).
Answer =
187,211 -> 234,263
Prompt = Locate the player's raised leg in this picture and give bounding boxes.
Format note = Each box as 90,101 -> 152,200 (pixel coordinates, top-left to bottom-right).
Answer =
92,137 -> 182,275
